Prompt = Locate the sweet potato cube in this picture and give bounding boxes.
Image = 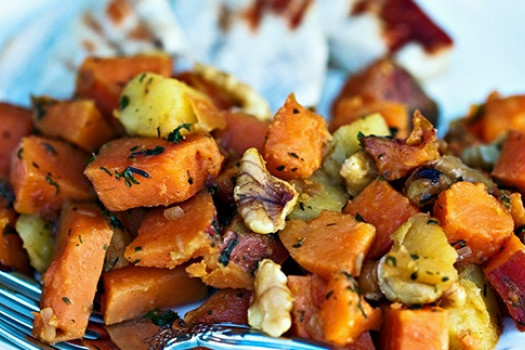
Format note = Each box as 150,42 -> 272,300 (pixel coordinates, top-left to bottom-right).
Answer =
263,94 -> 330,180
279,210 -> 376,279
0,103 -> 33,177
468,94 -> 525,143
84,134 -> 223,211
186,216 -> 288,290
33,203 -> 113,343
380,305 -> 449,350
483,235 -> 525,331
32,97 -> 116,152
362,112 -> 440,180
320,272 -> 382,346
332,59 -> 438,124
331,96 -> 409,139
493,131 -> 525,194
0,208 -> 31,275
184,289 -> 251,325
216,111 -> 270,158
101,266 -> 207,325
75,54 -> 172,118
287,274 -> 327,340
344,179 -> 419,259
11,136 -> 94,216
434,182 -> 513,264
124,190 -> 218,268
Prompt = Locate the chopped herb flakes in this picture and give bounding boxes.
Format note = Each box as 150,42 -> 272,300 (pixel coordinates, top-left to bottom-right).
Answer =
119,95 -> 130,110
115,167 -> 150,187
427,219 -> 439,224
325,290 -> 334,299
17,148 -> 23,160
45,173 -> 60,195
276,165 -> 285,171
410,271 -> 418,280
129,145 -> 164,159
218,237 -> 239,266
42,143 -> 57,155
99,167 -> 112,176
62,297 -> 71,305
167,123 -> 192,144
355,213 -> 364,222
146,310 -> 180,327
292,238 -> 303,248
500,193 -> 511,209
385,256 -> 397,267
134,246 -> 143,252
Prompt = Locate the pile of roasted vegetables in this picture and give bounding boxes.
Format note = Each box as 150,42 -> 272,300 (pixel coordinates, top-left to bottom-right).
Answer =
1,53 -> 525,350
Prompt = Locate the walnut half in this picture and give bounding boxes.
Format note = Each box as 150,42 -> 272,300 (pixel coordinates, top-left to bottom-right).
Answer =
234,148 -> 298,234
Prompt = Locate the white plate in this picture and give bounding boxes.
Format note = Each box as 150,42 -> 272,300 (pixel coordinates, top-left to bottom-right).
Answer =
0,0 -> 524,349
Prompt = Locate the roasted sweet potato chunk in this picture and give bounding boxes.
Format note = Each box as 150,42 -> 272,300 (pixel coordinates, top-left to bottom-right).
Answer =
483,235 -> 525,331
216,111 -> 269,158
33,203 -> 113,343
332,59 -> 438,125
331,96 -> 409,138
0,208 -> 31,274
75,54 -> 172,118
31,97 -> 116,152
0,103 -> 33,177
434,182 -> 513,264
186,216 -> 288,290
84,134 -> 223,211
102,266 -> 207,325
320,271 -> 382,346
492,131 -> 525,194
11,136 -> 94,216
344,179 -> 419,259
124,190 -> 218,268
467,94 -> 525,143
263,94 -> 330,180
184,289 -> 251,325
279,210 -> 376,279
362,112 -> 440,180
380,305 -> 449,350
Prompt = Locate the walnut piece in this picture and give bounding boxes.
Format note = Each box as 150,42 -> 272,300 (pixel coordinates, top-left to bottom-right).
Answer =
234,148 -> 298,234
248,259 -> 293,337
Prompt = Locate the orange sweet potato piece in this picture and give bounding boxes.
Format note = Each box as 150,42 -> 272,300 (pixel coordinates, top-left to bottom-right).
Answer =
434,181 -> 513,264
332,59 -> 438,124
33,203 -> 113,343
124,190 -> 218,268
362,111 -> 440,180
279,210 -> 375,279
75,54 -> 172,118
11,136 -> 94,216
184,289 -> 251,325
510,193 -> 525,228
492,131 -> 525,194
331,96 -> 409,138
84,134 -> 223,211
380,305 -> 448,350
320,271 -> 382,346
343,179 -> 419,259
483,235 -> 525,331
31,97 -> 116,152
263,94 -> 330,180
216,111 -> 270,157
0,208 -> 31,274
186,216 -> 288,290
101,266 -> 207,325
467,94 -> 525,143
0,103 -> 33,177
287,274 -> 327,340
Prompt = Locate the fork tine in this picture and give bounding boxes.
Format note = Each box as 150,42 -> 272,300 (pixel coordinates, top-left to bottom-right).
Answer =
0,304 -> 88,350
0,271 -> 41,300
0,317 -> 46,350
0,286 -> 100,341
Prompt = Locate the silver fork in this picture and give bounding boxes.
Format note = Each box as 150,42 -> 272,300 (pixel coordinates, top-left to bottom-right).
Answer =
0,270 -> 329,350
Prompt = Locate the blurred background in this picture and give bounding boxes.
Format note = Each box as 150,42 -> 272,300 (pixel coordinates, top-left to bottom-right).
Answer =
0,0 -> 524,128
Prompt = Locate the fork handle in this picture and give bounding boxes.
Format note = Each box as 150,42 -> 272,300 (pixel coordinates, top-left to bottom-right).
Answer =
162,324 -> 329,350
